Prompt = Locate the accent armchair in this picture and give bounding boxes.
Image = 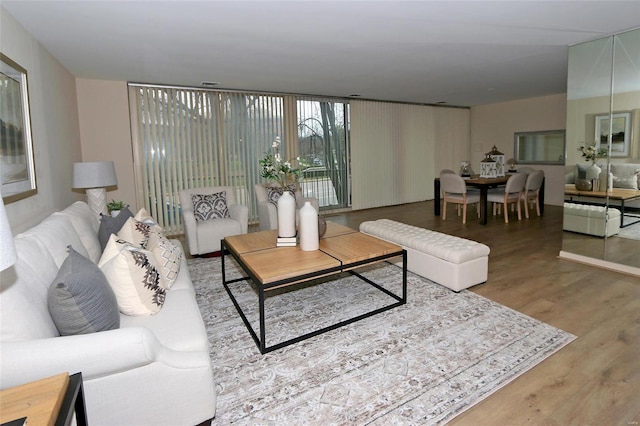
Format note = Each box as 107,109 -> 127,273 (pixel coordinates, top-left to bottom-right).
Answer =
179,186 -> 248,255
254,184 -> 320,231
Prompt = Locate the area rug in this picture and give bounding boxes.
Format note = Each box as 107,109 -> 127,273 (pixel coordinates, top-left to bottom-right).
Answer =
189,257 -> 576,425
616,217 -> 640,240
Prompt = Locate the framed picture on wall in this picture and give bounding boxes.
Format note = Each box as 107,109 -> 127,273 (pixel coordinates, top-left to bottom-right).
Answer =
595,112 -> 631,157
1,53 -> 37,203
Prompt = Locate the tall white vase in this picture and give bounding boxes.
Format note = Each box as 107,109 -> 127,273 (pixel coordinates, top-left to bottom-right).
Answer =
277,191 -> 296,238
299,202 -> 319,251
585,163 -> 601,181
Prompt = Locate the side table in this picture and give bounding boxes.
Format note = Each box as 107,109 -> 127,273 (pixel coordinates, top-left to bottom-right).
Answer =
0,372 -> 87,426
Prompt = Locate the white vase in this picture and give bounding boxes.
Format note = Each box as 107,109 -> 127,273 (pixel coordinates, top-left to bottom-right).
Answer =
585,163 -> 601,181
598,169 -> 613,192
277,191 -> 296,238
299,201 -> 319,251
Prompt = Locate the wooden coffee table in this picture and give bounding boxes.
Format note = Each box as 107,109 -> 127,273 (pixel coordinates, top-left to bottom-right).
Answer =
565,186 -> 640,228
221,222 -> 407,354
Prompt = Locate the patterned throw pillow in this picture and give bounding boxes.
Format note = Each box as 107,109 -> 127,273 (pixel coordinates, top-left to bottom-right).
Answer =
117,217 -> 163,248
147,230 -> 182,289
265,186 -> 296,206
98,235 -> 165,316
612,173 -> 640,190
191,192 -> 229,221
48,246 -> 119,335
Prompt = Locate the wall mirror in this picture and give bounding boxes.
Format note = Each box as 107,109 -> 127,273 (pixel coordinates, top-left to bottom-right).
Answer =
514,130 -> 566,164
562,27 -> 640,273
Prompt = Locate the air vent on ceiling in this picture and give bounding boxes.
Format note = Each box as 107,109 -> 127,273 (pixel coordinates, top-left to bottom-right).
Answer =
201,81 -> 220,87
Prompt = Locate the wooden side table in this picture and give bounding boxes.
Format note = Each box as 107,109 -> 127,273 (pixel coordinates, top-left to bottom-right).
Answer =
0,372 -> 87,426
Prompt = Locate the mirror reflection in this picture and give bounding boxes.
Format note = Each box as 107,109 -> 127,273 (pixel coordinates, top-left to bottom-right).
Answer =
514,130 -> 566,164
562,27 -> 640,271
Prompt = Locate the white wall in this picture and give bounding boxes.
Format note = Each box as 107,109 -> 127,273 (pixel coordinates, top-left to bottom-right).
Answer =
470,94 -> 568,206
76,79 -> 136,210
1,7 -> 83,233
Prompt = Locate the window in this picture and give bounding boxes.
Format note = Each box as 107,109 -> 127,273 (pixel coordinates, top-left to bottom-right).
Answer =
129,85 -> 351,234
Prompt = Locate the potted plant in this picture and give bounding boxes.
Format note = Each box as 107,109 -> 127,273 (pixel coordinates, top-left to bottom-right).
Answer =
107,199 -> 126,217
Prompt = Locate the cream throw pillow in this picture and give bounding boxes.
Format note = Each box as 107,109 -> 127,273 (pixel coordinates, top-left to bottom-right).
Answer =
117,217 -> 163,248
98,235 -> 166,316
147,231 -> 182,289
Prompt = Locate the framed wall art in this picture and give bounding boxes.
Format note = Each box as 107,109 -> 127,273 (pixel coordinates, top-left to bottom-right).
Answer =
1,53 -> 37,203
595,112 -> 631,157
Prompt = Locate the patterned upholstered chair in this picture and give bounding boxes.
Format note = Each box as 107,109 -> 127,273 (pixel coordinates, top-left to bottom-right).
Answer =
254,183 -> 319,231
179,186 -> 248,255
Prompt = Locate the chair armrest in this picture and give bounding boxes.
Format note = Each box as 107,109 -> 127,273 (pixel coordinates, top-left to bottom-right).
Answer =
0,327 -> 204,389
228,204 -> 249,234
257,202 -> 277,231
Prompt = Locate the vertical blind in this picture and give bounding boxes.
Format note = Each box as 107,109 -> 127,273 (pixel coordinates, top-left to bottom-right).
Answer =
350,100 -> 437,210
129,85 -> 290,235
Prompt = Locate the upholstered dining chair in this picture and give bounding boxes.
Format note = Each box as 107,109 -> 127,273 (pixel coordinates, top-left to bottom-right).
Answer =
179,186 -> 248,255
487,172 -> 527,223
521,170 -> 544,219
439,172 -> 480,224
254,183 -> 319,231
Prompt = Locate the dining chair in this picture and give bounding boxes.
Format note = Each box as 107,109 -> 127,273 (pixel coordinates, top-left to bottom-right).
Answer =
439,172 -> 480,224
521,170 -> 544,218
487,172 -> 527,223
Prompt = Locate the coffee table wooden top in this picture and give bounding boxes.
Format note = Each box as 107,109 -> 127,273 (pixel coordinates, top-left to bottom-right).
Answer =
224,222 -> 402,285
564,186 -> 640,201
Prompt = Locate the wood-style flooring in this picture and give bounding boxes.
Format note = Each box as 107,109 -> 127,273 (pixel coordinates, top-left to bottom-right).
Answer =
187,201 -> 640,424
322,202 -> 640,425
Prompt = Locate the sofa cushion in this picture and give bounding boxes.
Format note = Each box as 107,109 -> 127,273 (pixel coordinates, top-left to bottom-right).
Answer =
54,203 -> 101,263
99,235 -> 166,316
48,247 -> 120,335
20,214 -> 89,267
98,206 -> 134,251
0,236 -> 60,341
192,192 -> 229,221
147,231 -> 182,289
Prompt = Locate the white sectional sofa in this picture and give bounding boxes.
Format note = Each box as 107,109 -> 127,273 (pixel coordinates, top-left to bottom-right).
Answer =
0,201 -> 216,425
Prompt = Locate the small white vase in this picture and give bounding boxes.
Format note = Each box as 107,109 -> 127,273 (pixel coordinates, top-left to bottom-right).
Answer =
110,210 -> 121,217
598,169 -> 613,192
585,163 -> 601,181
277,191 -> 296,238
299,202 -> 319,251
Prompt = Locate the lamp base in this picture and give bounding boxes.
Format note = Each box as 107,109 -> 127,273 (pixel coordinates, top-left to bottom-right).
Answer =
86,188 -> 108,216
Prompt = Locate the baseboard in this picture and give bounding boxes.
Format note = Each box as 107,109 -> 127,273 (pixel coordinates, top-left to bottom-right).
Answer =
558,250 -> 640,277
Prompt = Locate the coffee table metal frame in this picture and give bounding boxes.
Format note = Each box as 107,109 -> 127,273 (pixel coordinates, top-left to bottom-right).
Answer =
221,233 -> 407,354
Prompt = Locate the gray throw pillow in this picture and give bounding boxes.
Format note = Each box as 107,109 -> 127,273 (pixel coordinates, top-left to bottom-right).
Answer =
191,192 -> 230,221
98,206 -> 134,250
48,246 -> 120,336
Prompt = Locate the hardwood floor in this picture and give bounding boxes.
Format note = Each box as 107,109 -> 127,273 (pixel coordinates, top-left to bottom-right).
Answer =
186,201 -> 639,424
321,201 -> 640,425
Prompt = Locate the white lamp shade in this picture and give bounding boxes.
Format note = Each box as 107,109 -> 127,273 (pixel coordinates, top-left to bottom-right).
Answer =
0,198 -> 17,271
73,161 -> 117,189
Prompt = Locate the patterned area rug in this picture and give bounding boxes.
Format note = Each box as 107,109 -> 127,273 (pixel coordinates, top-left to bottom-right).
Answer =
189,258 -> 576,425
617,218 -> 640,240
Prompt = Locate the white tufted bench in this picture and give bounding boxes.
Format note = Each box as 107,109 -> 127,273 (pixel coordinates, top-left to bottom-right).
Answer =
563,203 -> 621,237
359,219 -> 490,292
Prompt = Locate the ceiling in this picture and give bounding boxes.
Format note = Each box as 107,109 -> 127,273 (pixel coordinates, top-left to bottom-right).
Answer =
2,1 -> 640,107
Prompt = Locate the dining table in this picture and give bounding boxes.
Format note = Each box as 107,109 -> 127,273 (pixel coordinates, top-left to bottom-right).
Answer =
433,174 -> 545,225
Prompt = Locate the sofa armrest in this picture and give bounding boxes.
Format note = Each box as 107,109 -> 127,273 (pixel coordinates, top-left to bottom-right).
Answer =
0,327 -> 205,389
228,204 -> 249,234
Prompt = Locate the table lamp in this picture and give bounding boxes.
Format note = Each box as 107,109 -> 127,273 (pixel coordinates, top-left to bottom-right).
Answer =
73,161 -> 117,216
0,198 -> 17,271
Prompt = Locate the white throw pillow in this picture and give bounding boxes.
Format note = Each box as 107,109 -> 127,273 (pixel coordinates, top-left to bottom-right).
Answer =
134,208 -> 162,228
147,230 -> 182,289
98,235 -> 165,316
117,217 -> 163,248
